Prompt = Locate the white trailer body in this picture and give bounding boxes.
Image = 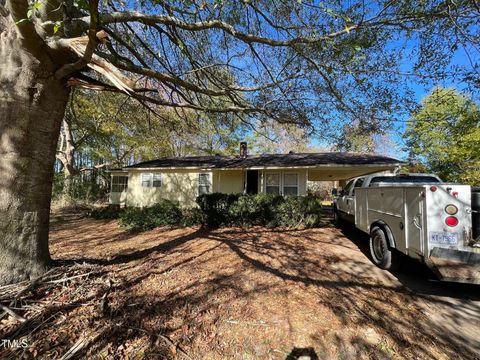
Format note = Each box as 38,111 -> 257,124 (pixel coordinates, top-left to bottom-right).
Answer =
355,184 -> 480,283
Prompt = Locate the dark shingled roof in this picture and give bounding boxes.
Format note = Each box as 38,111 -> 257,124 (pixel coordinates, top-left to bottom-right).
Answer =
125,152 -> 403,169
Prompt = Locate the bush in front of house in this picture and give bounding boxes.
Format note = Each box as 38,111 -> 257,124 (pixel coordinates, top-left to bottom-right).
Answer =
196,193 -> 240,228
119,207 -> 148,231
273,195 -> 323,228
180,207 -> 205,227
228,193 -> 284,227
197,193 -> 322,229
108,194 -> 322,232
90,205 -> 124,219
119,199 -> 183,231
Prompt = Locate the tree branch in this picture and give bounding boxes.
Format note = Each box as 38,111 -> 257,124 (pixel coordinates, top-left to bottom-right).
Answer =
76,11 -> 358,46
55,0 -> 100,79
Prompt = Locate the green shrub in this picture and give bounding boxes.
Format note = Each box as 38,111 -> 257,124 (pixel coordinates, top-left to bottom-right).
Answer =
113,194 -> 322,232
119,199 -> 182,231
180,207 -> 205,227
90,205 -> 124,219
228,193 -> 284,227
196,193 -> 240,228
197,193 -> 322,229
274,195 -> 323,228
119,207 -> 148,231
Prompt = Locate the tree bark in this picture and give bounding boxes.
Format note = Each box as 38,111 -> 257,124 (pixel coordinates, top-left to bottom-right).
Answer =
57,118 -> 78,199
0,13 -> 70,284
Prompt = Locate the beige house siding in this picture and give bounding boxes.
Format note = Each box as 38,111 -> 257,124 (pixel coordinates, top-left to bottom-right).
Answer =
109,191 -> 128,205
213,170 -> 245,194
126,169 -> 213,207
109,168 -> 310,207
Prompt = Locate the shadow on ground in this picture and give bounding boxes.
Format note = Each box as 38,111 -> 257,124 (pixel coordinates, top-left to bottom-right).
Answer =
1,211 -> 479,359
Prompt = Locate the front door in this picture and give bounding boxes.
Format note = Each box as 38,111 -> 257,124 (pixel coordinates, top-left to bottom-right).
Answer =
246,170 -> 259,194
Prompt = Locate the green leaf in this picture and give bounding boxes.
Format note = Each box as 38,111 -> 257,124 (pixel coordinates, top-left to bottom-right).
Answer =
32,1 -> 42,10
53,21 -> 63,34
27,0 -> 42,19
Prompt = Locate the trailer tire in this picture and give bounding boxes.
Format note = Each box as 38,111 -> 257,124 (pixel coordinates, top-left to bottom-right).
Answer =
369,226 -> 400,271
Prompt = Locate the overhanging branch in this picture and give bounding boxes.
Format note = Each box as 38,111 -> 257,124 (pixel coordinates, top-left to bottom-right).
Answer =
55,0 -> 100,79
75,11 -> 358,46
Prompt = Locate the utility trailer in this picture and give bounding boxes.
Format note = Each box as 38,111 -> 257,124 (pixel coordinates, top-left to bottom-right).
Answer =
354,184 -> 480,283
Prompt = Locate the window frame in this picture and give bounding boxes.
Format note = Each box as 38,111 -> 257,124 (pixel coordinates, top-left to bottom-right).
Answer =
282,173 -> 299,196
352,177 -> 365,195
141,173 -> 152,188
265,173 -> 281,195
198,173 -> 211,195
152,173 -> 162,188
111,175 -> 128,193
343,179 -> 355,196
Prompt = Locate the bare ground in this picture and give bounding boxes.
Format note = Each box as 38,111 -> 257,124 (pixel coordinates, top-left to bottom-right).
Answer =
1,211 -> 479,359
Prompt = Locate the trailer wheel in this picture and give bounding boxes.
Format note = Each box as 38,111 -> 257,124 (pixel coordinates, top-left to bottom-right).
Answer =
369,226 -> 400,271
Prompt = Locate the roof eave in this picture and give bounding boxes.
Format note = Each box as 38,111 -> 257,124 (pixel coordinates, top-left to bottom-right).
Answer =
121,162 -> 404,171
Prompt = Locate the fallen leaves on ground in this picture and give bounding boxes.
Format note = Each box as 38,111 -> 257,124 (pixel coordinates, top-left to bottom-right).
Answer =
0,211 -> 477,359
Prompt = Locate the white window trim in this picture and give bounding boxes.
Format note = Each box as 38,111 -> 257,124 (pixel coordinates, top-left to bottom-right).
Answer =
111,175 -> 128,193
198,173 -> 211,195
283,173 -> 299,196
141,173 -> 152,188
141,172 -> 163,188
152,173 -> 162,188
265,172 -> 281,195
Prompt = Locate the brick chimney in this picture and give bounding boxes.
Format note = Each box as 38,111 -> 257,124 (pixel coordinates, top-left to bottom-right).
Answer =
239,142 -> 248,158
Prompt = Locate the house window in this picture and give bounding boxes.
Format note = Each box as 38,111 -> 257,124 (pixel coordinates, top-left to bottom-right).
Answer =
111,175 -> 128,192
283,173 -> 298,196
198,173 -> 211,195
141,173 -> 162,188
141,173 -> 152,187
265,173 -> 280,195
152,173 -> 162,187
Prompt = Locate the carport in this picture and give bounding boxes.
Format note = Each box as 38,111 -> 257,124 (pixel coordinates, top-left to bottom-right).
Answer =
237,152 -> 404,188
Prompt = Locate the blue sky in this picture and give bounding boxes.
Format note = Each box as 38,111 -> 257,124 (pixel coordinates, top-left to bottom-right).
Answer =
390,45 -> 478,159
113,0 -> 478,160
308,36 -> 479,160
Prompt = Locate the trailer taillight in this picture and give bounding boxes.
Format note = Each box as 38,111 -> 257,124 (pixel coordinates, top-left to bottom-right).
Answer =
445,204 -> 458,215
445,216 -> 459,227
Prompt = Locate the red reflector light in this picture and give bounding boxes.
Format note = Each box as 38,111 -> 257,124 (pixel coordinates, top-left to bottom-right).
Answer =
445,216 -> 458,227
430,186 -> 437,192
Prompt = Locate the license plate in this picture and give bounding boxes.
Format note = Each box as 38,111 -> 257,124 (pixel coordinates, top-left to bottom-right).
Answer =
429,232 -> 458,245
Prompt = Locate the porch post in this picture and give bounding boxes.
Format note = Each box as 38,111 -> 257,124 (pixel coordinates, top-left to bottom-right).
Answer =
260,169 -> 264,194
243,169 -> 247,194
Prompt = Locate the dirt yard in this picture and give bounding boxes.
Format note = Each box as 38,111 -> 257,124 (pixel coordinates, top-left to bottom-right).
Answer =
1,211 -> 479,359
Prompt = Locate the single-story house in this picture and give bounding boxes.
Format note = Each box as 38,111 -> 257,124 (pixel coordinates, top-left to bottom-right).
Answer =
109,145 -> 403,207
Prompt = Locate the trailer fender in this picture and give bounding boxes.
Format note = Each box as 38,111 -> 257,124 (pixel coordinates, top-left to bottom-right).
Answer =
370,221 -> 397,249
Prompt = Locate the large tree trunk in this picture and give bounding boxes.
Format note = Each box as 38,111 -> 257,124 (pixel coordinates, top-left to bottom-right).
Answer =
0,15 -> 70,284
